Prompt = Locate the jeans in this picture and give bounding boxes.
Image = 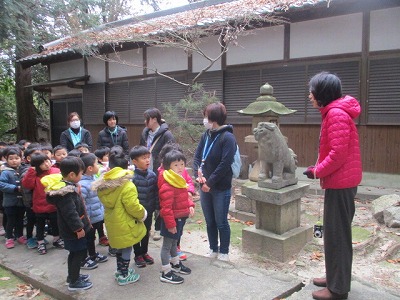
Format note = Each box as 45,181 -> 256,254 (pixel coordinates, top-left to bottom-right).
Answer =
200,188 -> 231,254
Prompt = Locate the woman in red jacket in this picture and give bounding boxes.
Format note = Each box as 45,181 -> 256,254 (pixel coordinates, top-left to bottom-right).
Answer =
304,72 -> 362,300
22,153 -> 63,254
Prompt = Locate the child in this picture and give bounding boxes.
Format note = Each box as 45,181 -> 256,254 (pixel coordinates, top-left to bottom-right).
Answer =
79,153 -> 108,269
0,147 -> 26,249
22,153 -> 63,254
41,156 -> 92,291
158,150 -> 195,284
67,149 -> 82,157
130,145 -> 158,268
158,143 -> 196,261
52,145 -> 68,169
74,143 -> 90,154
94,146 -> 110,176
0,147 -> 6,236
92,150 -> 147,286
20,144 -> 41,249
40,143 -> 53,160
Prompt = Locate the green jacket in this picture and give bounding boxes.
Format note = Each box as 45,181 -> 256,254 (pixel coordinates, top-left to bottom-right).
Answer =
92,167 -> 146,249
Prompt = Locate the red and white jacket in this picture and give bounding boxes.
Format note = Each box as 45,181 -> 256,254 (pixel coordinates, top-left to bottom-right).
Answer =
315,95 -> 362,189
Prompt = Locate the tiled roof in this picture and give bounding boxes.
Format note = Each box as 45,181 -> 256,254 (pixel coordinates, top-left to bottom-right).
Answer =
19,0 -> 328,66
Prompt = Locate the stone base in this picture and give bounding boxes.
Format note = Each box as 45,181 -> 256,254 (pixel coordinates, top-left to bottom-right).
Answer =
258,177 -> 298,190
229,204 -> 256,223
242,225 -> 313,262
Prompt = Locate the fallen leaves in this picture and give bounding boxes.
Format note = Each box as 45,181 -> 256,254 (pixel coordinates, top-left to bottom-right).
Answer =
386,258 -> 400,264
12,284 -> 41,299
310,251 -> 323,261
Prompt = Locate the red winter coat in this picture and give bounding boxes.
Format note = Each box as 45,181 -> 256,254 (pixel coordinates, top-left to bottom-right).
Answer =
158,171 -> 195,229
22,167 -> 60,213
314,95 -> 362,189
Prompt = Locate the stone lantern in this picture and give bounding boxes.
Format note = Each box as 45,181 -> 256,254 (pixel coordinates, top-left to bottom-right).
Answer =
237,83 -> 296,181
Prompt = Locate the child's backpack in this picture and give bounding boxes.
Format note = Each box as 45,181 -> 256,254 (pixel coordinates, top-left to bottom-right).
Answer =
231,145 -> 241,179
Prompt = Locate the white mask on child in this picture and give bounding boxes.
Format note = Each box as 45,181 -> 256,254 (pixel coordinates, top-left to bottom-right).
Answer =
70,120 -> 81,129
203,118 -> 212,130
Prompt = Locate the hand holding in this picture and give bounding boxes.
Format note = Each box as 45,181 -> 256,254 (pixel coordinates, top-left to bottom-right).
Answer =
76,229 -> 85,239
303,166 -> 317,179
168,227 -> 177,234
189,206 -> 195,218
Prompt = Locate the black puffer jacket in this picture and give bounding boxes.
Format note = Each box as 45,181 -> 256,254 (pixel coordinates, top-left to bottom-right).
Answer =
60,127 -> 93,152
97,126 -> 129,155
139,123 -> 175,172
46,183 -> 91,240
132,168 -> 159,213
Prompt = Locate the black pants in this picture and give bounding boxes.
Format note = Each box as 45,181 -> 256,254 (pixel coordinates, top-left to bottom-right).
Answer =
95,220 -> 105,238
25,207 -> 36,239
68,248 -> 87,283
36,212 -> 59,241
86,221 -> 104,257
4,206 -> 25,239
134,211 -> 153,256
324,187 -> 357,295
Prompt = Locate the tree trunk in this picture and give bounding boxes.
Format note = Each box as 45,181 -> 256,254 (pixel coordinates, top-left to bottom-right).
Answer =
15,59 -> 37,142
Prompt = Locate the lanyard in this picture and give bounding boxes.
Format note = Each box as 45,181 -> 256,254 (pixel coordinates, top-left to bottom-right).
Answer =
200,134 -> 220,169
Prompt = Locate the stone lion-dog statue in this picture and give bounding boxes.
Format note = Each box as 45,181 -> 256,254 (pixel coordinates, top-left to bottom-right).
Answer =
253,122 -> 298,188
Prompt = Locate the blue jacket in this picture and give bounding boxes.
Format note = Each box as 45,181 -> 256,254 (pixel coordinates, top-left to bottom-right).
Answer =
80,174 -> 104,224
193,125 -> 236,191
0,165 -> 24,207
132,168 -> 158,213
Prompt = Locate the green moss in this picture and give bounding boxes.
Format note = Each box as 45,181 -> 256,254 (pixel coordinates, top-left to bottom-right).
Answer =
352,226 -> 372,243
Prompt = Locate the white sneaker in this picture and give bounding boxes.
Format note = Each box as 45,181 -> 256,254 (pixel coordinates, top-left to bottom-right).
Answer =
218,253 -> 230,261
0,226 -> 5,236
153,231 -> 161,241
205,249 -> 218,258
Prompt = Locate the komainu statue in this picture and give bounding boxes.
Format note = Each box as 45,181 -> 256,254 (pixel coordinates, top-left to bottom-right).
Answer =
253,122 -> 298,189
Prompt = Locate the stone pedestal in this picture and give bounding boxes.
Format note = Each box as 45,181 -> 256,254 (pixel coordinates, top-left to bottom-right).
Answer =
241,181 -> 313,262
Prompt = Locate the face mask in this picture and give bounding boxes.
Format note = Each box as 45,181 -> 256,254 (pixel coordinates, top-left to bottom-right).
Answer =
70,120 -> 81,129
203,118 -> 212,130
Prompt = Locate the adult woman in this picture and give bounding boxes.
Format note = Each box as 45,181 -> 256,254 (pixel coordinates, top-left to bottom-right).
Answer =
60,112 -> 93,152
97,111 -> 129,156
140,108 -> 175,173
304,72 -> 362,300
140,108 -> 175,241
193,103 -> 237,262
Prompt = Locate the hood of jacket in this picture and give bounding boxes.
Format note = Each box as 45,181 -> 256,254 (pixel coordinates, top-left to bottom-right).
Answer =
91,167 -> 133,207
206,124 -> 233,139
320,95 -> 361,120
40,173 -> 77,203
163,169 -> 188,189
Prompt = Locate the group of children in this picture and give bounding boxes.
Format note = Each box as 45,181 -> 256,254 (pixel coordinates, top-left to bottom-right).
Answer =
0,139 -> 196,291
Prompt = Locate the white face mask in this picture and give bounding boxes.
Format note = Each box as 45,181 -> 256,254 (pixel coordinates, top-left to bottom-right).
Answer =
203,118 -> 212,130
70,120 -> 81,129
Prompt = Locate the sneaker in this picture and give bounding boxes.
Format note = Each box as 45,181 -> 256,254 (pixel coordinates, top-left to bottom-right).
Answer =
5,239 -> 15,249
53,238 -> 64,249
177,247 -> 187,261
142,253 -> 154,265
26,237 -> 37,249
17,236 -> 27,245
37,243 -> 47,255
205,249 -> 218,258
153,230 -> 161,241
134,256 -> 146,268
80,257 -> 98,270
68,278 -> 93,291
160,270 -> 184,284
117,271 -> 140,286
114,268 -> 134,280
108,247 -> 118,257
91,252 -> 108,263
171,261 -> 191,275
66,274 -> 90,285
0,226 -> 5,236
98,236 -> 109,246
218,253 -> 230,261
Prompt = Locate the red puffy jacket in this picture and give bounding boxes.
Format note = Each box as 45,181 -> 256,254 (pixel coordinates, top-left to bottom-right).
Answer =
315,95 -> 362,189
22,167 -> 60,213
158,171 -> 195,229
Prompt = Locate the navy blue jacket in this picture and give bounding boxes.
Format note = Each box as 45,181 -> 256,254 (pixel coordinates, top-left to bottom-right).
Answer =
132,168 -> 159,213
193,125 -> 236,191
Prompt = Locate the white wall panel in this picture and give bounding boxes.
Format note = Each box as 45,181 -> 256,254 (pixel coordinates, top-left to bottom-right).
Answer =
290,14 -> 362,58
50,59 -> 85,80
87,57 -> 106,83
192,36 -> 222,72
227,26 -> 284,65
370,7 -> 400,51
147,46 -> 187,74
51,87 -> 82,97
109,49 -> 143,78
